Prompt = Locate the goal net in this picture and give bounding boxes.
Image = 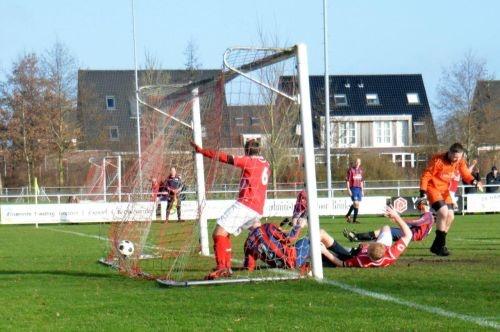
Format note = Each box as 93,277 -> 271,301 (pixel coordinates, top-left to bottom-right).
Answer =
99,44 -> 323,285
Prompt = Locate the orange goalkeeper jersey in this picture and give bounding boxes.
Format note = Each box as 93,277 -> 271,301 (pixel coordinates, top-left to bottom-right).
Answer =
420,153 -> 474,193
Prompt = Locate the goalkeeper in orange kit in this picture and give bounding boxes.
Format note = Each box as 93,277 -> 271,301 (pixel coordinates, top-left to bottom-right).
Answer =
420,143 -> 483,256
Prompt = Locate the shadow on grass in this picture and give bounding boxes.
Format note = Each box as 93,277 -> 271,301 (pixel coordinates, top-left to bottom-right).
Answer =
0,270 -> 116,278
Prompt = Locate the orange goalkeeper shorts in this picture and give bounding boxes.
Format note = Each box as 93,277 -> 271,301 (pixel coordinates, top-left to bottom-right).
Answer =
426,187 -> 453,205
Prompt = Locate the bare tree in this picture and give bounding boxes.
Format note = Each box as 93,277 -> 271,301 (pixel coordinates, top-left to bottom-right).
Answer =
42,41 -> 79,187
0,53 -> 51,189
435,51 -> 493,154
183,38 -> 202,82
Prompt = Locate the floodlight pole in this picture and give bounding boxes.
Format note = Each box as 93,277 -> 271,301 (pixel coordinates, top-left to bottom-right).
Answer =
191,88 -> 209,256
131,0 -> 143,193
323,0 -> 332,198
297,44 -> 323,280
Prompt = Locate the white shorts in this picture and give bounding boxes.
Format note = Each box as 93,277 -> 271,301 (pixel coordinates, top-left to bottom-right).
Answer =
376,228 -> 393,247
217,201 -> 261,236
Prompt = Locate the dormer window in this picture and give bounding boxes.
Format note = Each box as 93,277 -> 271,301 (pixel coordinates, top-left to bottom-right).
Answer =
106,96 -> 116,110
407,93 -> 420,105
366,94 -> 380,106
334,94 -> 348,106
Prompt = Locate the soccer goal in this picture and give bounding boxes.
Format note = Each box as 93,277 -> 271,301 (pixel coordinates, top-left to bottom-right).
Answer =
99,44 -> 323,285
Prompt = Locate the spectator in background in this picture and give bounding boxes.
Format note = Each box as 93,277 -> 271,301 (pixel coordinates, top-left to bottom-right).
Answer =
486,166 -> 500,193
464,166 -> 481,194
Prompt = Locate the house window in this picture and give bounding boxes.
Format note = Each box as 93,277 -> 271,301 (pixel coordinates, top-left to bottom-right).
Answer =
334,94 -> 348,106
373,121 -> 391,146
366,94 -> 380,106
250,117 -> 260,126
106,96 -> 116,110
407,93 -> 420,105
414,121 -> 425,134
339,122 -> 356,147
109,126 -> 120,141
234,117 -> 244,126
396,121 -> 409,147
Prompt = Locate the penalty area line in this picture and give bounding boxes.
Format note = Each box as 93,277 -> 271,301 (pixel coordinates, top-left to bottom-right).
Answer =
322,278 -> 499,330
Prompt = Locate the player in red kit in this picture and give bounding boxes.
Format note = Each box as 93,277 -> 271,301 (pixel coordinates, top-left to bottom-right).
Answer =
345,158 -> 364,224
343,197 -> 434,243
191,139 -> 270,280
322,205 -> 413,268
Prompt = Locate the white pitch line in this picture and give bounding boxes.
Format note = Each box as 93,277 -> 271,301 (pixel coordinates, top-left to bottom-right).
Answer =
321,279 -> 499,330
42,226 -> 499,330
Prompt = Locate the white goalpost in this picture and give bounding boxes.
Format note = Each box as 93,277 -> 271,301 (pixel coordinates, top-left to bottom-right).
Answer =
101,43 -> 323,285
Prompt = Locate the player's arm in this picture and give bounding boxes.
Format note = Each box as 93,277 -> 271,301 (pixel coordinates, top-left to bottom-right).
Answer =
384,205 -> 412,246
190,142 -> 235,165
345,171 -> 352,195
459,160 -> 483,192
320,243 -> 344,267
419,156 -> 438,196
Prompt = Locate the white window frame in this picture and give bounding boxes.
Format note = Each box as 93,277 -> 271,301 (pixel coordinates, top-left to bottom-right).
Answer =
373,121 -> 392,147
366,93 -> 380,106
106,96 -> 116,110
109,126 -> 120,141
413,121 -> 425,134
333,94 -> 348,106
338,122 -> 356,147
395,120 -> 409,147
250,116 -> 260,126
406,93 -> 420,105
234,117 -> 244,127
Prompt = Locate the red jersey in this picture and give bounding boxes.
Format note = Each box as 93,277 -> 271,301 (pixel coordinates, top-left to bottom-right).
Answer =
232,155 -> 270,214
196,147 -> 270,214
244,223 -> 302,271
151,180 -> 160,200
344,239 -> 407,268
346,166 -> 364,188
293,189 -> 307,218
408,212 -> 434,241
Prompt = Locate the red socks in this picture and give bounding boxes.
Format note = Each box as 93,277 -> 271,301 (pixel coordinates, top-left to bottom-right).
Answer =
213,235 -> 232,269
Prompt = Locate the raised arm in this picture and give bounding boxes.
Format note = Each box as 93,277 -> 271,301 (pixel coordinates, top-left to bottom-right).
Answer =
384,205 -> 412,246
191,142 -> 235,165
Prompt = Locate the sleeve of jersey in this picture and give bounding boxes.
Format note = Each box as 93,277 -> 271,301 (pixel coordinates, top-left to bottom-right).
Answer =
389,239 -> 407,259
197,147 -> 233,164
459,160 -> 475,184
343,257 -> 360,268
420,156 -> 438,191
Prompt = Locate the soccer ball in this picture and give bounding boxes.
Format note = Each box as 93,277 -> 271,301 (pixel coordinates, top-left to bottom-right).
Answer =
118,240 -> 134,257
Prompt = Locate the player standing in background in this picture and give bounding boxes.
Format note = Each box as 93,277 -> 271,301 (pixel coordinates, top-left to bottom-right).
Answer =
345,158 -> 364,224
191,139 -> 270,280
164,167 -> 184,223
420,143 -> 483,256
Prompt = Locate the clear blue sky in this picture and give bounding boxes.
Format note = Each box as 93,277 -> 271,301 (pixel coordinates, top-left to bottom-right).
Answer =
1,0 -> 499,109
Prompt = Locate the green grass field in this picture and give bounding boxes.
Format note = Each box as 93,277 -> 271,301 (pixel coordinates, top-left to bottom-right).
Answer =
1,214 -> 499,331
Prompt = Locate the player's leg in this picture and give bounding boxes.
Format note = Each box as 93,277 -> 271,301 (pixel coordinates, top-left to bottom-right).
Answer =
345,202 -> 354,223
176,199 -> 183,222
320,229 -> 352,260
429,200 -> 450,256
206,202 -> 260,279
165,197 -> 173,223
352,188 -> 362,224
375,225 -> 393,246
343,227 -> 379,242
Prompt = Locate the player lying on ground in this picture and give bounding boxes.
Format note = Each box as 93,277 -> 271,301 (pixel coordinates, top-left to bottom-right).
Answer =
420,143 -> 483,256
320,205 -> 413,268
343,197 -> 434,243
191,139 -> 270,280
243,219 -> 352,272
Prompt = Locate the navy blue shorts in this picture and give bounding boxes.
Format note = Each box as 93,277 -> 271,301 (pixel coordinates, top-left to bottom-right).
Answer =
351,187 -> 363,202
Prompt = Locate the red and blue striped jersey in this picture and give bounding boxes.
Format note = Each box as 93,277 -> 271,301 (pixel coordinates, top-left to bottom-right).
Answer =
244,223 -> 302,271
